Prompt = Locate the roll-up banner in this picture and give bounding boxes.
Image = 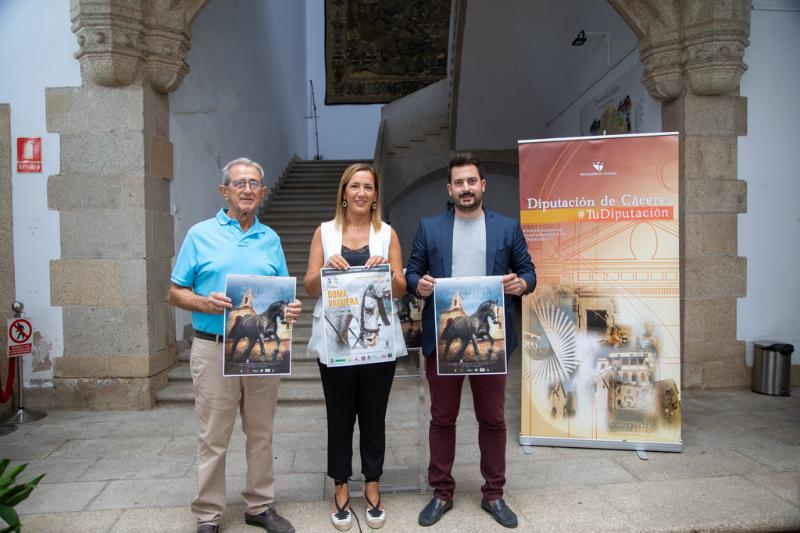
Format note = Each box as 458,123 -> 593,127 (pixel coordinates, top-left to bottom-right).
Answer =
518,133 -> 682,452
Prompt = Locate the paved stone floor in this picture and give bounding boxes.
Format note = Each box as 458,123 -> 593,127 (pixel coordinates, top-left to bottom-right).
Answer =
1,361 -> 799,532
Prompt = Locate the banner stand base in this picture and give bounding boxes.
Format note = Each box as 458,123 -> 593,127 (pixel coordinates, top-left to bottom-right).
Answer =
519,435 -> 683,453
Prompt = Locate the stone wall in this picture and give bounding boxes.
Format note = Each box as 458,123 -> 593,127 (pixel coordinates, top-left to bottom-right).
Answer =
0,104 -> 13,416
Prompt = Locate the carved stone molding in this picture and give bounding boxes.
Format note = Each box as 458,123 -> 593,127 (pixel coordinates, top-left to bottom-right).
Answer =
683,2 -> 750,96
608,0 -> 751,102
70,0 -> 209,93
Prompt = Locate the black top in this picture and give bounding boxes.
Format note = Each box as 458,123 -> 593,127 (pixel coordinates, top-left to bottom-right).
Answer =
341,244 -> 369,267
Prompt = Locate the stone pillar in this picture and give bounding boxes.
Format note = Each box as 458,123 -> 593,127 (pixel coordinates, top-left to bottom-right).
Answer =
47,84 -> 175,408
0,104 -> 14,417
44,0 -> 208,408
610,0 -> 750,387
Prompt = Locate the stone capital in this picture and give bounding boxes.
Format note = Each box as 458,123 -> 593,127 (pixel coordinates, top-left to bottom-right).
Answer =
609,0 -> 751,101
70,0 -> 209,93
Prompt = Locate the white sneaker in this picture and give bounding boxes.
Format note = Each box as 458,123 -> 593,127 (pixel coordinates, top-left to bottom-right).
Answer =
331,497 -> 352,531
364,492 -> 385,529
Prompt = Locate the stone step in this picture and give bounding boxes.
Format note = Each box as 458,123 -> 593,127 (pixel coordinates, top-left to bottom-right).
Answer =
276,181 -> 339,187
266,207 -> 335,216
271,188 -> 338,195
155,379 -> 325,405
279,234 -> 316,245
177,342 -> 319,362
263,221 -> 322,230
268,196 -> 337,205
167,360 -> 321,382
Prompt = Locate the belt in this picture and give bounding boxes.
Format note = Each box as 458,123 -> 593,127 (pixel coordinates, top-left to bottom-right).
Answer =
194,330 -> 223,343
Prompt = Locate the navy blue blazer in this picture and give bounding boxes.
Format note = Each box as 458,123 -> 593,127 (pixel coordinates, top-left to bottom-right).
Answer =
405,208 -> 536,358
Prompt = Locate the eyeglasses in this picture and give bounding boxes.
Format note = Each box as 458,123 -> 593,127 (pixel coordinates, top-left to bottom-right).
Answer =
229,179 -> 264,190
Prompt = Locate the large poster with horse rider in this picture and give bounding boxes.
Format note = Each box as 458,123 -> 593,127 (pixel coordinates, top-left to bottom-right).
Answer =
223,274 -> 296,376
433,276 -> 507,375
321,264 -> 396,367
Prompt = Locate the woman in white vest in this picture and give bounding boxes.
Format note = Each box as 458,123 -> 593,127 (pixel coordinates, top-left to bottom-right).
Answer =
305,163 -> 407,530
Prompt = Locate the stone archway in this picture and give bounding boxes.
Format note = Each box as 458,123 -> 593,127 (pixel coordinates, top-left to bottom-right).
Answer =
608,0 -> 750,388
46,0 -> 209,408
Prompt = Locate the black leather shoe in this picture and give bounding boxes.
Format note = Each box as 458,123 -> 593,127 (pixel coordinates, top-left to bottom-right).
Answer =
196,524 -> 219,533
418,497 -> 453,527
245,507 -> 295,533
481,498 -> 518,528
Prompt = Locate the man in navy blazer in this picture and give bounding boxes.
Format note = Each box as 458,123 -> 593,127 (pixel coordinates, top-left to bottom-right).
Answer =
406,153 -> 536,529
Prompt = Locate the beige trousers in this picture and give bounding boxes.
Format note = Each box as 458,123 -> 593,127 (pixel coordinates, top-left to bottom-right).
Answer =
190,337 -> 280,525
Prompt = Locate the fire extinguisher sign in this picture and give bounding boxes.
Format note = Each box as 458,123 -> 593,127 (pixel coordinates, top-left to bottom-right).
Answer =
17,137 -> 42,173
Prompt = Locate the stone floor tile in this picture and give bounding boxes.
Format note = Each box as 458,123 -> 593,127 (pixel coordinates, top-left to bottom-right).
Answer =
9,458 -> 95,483
0,438 -> 68,460
87,477 -> 196,510
80,456 -> 195,481
16,480 -> 109,514
607,476 -> 800,532
111,416 -> 196,438
614,448 -> 773,481
48,436 -> 173,459
746,471 -> 800,507
26,421 -> 120,440
225,472 -> 326,502
21,509 -> 121,533
158,434 -> 197,456
274,431 -> 327,450
110,506 -> 194,532
731,433 -> 800,472
510,485 -> 628,532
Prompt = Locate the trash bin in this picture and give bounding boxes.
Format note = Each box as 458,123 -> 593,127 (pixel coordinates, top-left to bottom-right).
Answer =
751,341 -> 794,396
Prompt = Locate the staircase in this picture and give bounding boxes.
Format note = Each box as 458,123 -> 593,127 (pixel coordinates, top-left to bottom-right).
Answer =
156,159 -> 368,406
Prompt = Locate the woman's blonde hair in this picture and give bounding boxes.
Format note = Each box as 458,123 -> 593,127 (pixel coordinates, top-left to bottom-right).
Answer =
333,163 -> 383,231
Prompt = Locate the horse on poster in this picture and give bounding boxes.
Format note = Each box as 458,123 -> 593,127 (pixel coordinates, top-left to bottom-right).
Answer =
441,299 -> 500,362
228,300 -> 288,362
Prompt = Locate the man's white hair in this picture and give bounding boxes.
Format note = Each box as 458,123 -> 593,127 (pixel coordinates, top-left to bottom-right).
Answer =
222,157 -> 265,184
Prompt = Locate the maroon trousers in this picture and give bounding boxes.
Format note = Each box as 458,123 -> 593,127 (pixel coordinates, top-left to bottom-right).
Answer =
425,360 -> 507,501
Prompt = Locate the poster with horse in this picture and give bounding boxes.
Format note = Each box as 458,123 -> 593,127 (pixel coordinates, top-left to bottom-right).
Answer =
433,276 -> 507,375
395,292 -> 423,351
223,274 -> 296,376
321,265 -> 395,367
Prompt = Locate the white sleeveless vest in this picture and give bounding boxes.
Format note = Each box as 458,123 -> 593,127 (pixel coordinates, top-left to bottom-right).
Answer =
308,220 -> 407,362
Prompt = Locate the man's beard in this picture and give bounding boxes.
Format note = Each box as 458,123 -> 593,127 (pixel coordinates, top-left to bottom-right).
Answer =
452,192 -> 482,211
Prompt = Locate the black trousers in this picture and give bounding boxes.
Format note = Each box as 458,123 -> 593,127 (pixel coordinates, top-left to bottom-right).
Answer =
318,359 -> 397,482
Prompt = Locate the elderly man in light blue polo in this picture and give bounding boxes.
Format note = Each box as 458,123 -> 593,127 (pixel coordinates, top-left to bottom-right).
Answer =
168,157 -> 301,533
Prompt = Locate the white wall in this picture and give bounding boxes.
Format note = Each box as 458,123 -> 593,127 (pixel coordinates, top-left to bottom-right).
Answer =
0,0 -> 81,386
545,52 -> 661,138
170,0 -> 310,338
305,0 -> 382,160
456,0 -> 640,149
738,1 -> 800,363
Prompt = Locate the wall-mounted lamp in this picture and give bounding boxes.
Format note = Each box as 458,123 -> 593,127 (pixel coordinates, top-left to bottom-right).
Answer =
571,30 -> 587,46
570,30 -> 611,66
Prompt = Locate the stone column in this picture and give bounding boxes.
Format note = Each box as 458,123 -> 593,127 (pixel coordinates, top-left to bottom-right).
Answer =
45,0 -> 207,408
0,104 -> 14,417
610,0 -> 750,387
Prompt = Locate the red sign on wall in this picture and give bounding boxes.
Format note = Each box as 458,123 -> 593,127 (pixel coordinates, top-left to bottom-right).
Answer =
17,137 -> 42,173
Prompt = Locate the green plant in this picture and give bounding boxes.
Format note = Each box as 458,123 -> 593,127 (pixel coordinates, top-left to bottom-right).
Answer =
0,459 -> 45,533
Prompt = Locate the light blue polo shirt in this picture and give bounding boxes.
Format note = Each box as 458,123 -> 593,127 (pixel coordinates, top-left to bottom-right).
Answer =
171,209 -> 289,335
